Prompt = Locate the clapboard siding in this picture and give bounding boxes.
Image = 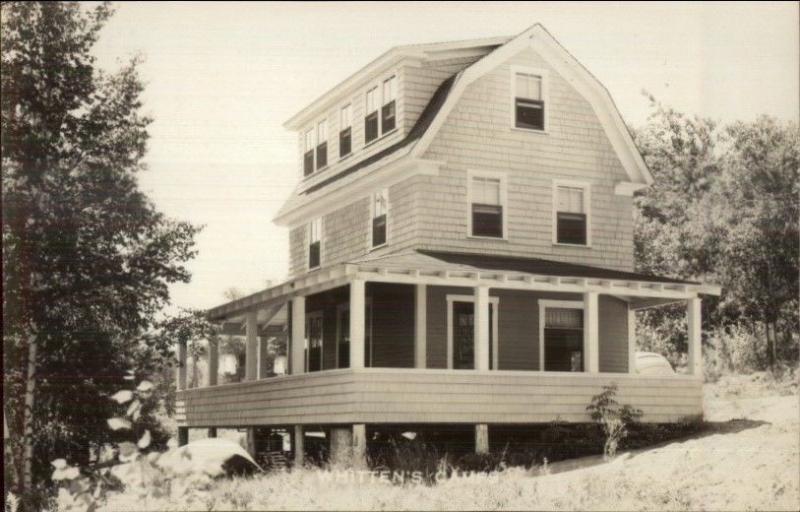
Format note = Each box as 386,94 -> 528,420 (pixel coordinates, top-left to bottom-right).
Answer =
417,46 -> 635,271
176,369 -> 702,427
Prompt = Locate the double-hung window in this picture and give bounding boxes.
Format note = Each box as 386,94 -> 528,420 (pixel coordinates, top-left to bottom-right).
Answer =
365,87 -> 379,144
381,76 -> 396,133
303,129 -> 315,176
316,120 -> 327,170
555,184 -> 588,245
371,189 -> 388,248
514,71 -> 545,131
339,104 -> 352,157
470,175 -> 504,238
308,217 -> 322,269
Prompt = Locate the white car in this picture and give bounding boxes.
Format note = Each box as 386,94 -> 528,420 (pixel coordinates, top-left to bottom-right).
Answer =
635,351 -> 676,376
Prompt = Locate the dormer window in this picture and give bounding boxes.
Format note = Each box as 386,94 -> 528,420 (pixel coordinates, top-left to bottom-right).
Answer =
303,129 -> 315,176
370,189 -> 388,248
316,120 -> 327,170
365,87 -> 379,144
554,183 -> 589,246
339,104 -> 352,158
514,70 -> 546,131
308,217 -> 322,269
381,76 -> 396,134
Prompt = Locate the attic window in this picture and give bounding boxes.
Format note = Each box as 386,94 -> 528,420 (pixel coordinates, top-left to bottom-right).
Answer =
555,184 -> 589,246
339,104 -> 352,158
365,87 -> 379,144
381,76 -> 396,134
514,71 -> 545,131
303,129 -> 315,176
316,120 -> 328,170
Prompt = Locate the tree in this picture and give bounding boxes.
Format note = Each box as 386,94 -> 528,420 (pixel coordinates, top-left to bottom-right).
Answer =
1,2 -> 199,500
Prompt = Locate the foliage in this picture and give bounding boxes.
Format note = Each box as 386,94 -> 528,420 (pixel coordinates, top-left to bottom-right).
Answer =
1,1 -> 199,499
586,383 -> 643,459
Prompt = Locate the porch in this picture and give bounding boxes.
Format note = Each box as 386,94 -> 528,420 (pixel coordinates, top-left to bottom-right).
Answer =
175,250 -> 719,464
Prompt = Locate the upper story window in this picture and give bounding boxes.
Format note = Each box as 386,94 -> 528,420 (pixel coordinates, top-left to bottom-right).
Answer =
316,120 -> 328,170
469,173 -> 506,239
308,217 -> 322,269
513,69 -> 546,131
339,104 -> 352,158
365,87 -> 379,144
554,183 -> 589,246
381,76 -> 396,134
303,129 -> 315,176
370,189 -> 388,248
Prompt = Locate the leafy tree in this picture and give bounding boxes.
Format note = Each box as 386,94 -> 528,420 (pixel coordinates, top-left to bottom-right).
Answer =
1,1 -> 199,500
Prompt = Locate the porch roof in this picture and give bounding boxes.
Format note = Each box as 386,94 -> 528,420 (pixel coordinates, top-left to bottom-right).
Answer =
207,250 -> 719,322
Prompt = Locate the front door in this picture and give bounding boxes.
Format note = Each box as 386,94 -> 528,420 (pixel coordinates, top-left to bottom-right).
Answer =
451,301 -> 496,370
306,312 -> 323,372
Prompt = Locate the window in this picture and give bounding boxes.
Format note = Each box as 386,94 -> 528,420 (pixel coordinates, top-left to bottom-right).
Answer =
539,302 -> 584,372
371,189 -> 388,248
316,120 -> 327,170
305,311 -> 323,372
555,184 -> 589,245
339,104 -> 352,157
308,217 -> 322,269
469,175 -> 504,238
446,295 -> 499,370
365,87 -> 379,143
303,129 -> 315,176
381,76 -> 396,133
514,71 -> 545,131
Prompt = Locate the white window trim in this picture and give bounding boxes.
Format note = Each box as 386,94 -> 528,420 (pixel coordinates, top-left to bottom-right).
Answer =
538,299 -> 584,372
466,169 -> 508,240
338,103 -> 353,160
305,310 -> 324,372
302,115 -> 330,177
446,294 -> 500,370
552,179 -> 592,247
510,65 -> 550,134
307,217 -> 324,271
367,188 -> 390,251
335,298 -> 374,369
363,71 -> 400,147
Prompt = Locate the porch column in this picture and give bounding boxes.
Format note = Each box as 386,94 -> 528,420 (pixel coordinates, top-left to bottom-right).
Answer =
245,310 -> 258,381
628,308 -> 636,374
208,337 -> 219,386
350,279 -> 366,369
293,425 -> 304,467
176,340 -> 187,391
352,424 -> 367,469
687,297 -> 702,377
474,285 -> 490,371
583,292 -> 599,373
475,424 -> 489,454
415,284 -> 427,368
329,427 -> 352,467
258,337 -> 269,379
291,296 -> 306,375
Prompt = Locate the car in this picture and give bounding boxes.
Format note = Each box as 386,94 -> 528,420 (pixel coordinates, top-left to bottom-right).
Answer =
635,351 -> 676,376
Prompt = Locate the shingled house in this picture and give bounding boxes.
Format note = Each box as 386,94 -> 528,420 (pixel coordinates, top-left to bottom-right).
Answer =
175,24 -> 720,466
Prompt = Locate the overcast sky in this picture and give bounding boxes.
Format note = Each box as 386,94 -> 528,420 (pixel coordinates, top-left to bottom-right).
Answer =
91,1 -> 799,312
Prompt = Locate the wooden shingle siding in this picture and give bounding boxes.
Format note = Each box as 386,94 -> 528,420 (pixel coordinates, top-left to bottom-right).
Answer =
369,283 -> 415,367
176,369 -> 702,426
598,295 -> 630,373
417,47 -> 635,271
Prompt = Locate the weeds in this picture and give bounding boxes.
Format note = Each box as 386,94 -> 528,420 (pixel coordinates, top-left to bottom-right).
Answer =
586,383 -> 643,459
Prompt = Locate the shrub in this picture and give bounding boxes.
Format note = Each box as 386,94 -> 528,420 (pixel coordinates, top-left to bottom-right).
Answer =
586,383 -> 643,460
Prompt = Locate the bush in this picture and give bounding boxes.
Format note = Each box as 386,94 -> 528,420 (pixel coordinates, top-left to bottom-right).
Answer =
586,383 -> 643,460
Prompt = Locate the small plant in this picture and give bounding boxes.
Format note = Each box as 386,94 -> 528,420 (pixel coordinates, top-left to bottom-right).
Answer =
586,383 -> 643,460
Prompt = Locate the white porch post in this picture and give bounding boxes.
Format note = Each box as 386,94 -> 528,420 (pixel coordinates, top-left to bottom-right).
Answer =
415,284 -> 427,368
687,297 -> 703,377
628,308 -> 636,374
258,337 -> 269,379
474,285 -> 490,371
245,310 -> 258,381
350,279 -> 366,369
176,340 -> 187,391
583,292 -> 599,373
291,296 -> 306,375
208,337 -> 219,386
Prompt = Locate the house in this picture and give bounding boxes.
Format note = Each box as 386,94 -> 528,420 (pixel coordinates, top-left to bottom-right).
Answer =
175,24 -> 720,466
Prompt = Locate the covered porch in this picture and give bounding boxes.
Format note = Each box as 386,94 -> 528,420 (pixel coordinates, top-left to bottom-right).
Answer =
175,250 -> 720,465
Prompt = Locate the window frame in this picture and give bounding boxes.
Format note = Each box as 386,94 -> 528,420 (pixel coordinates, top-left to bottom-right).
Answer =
335,297 -> 374,369
552,179 -> 591,247
364,72 -> 399,147
446,294 -> 500,370
307,217 -> 323,270
538,300 -> 585,372
368,188 -> 390,250
466,170 -> 508,240
315,118 -> 328,170
510,65 -> 549,133
339,103 -> 353,159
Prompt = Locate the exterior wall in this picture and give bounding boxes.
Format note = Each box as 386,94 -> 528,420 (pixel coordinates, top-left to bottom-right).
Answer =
598,296 -> 630,373
369,283 -> 415,368
416,46 -> 635,271
177,369 -> 703,426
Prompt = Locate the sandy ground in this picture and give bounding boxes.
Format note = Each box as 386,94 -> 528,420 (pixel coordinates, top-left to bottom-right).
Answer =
101,378 -> 800,511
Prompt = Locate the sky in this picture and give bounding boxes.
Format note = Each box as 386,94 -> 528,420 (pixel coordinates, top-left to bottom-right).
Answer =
90,1 -> 799,312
